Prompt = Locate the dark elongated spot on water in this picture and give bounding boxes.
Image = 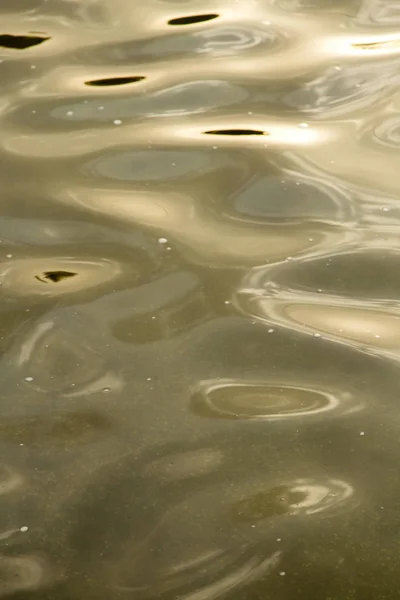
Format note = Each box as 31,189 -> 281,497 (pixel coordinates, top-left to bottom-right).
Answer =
0,34 -> 49,49
168,14 -> 219,25
204,129 -> 267,136
35,271 -> 77,284
85,76 -> 145,87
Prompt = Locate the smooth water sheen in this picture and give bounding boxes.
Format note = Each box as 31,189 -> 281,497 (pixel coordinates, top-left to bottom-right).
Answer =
0,0 -> 400,598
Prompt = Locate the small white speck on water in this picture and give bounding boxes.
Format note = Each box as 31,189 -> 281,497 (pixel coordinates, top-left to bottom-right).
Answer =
382,207 -> 389,212
375,335 -> 380,339
102,387 -> 111,393
19,443 -> 24,447
158,238 -> 168,244
317,288 -> 322,293
151,316 -> 156,320
248,111 -> 253,115
268,328 -> 274,333
286,256 -> 293,261
6,254 -> 12,259
360,431 -> 365,436
280,571 -> 286,577
334,65 -> 342,71
298,122 -> 308,128
313,333 -> 321,338
276,538 -> 282,542
113,119 -> 122,125
308,237 -> 314,242
24,376 -> 34,382
20,526 -> 28,533
32,110 -> 36,114
66,110 -> 73,116
251,524 -> 256,527
212,146 -> 218,150
224,300 -> 231,305
171,162 -> 176,166
166,247 -> 171,251
98,106 -> 104,111
147,377 -> 152,381
30,65 -> 36,70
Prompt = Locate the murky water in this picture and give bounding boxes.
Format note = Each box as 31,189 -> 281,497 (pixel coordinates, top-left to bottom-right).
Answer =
1,0 -> 400,598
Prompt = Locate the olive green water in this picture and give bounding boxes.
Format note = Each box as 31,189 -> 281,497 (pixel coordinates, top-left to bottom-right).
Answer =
0,0 -> 400,598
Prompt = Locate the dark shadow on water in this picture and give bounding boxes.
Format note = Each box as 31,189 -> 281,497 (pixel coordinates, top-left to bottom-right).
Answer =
203,129 -> 267,136
168,14 -> 219,26
0,34 -> 49,49
85,76 -> 146,87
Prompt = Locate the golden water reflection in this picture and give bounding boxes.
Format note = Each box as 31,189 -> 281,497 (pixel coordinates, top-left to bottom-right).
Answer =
0,0 -> 399,598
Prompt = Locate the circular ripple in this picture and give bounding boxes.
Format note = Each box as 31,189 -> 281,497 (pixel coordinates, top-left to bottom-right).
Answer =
246,249 -> 400,300
0,410 -> 114,447
0,555 -> 50,596
191,379 -> 351,420
5,312 -> 123,399
0,257 -> 121,297
232,478 -> 353,521
40,447 -> 284,599
194,25 -> 281,55
275,303 -> 400,349
285,61 -> 399,115
84,149 -> 215,182
23,80 -> 248,128
223,173 -> 355,225
240,296 -> 400,357
138,24 -> 281,59
89,23 -> 282,66
373,118 -> 400,148
356,0 -> 400,25
236,249 -> 400,355
144,448 -> 224,481
0,465 -> 23,496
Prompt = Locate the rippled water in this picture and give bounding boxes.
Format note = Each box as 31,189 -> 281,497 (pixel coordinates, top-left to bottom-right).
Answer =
1,0 -> 400,598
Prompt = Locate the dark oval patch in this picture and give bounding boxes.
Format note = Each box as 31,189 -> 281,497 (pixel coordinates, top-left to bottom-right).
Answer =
168,14 -> 219,26
0,34 -> 49,49
35,271 -> 77,284
203,129 -> 267,136
85,76 -> 146,87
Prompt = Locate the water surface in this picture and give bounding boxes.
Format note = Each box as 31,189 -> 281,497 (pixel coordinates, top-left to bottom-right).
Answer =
0,0 -> 400,598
